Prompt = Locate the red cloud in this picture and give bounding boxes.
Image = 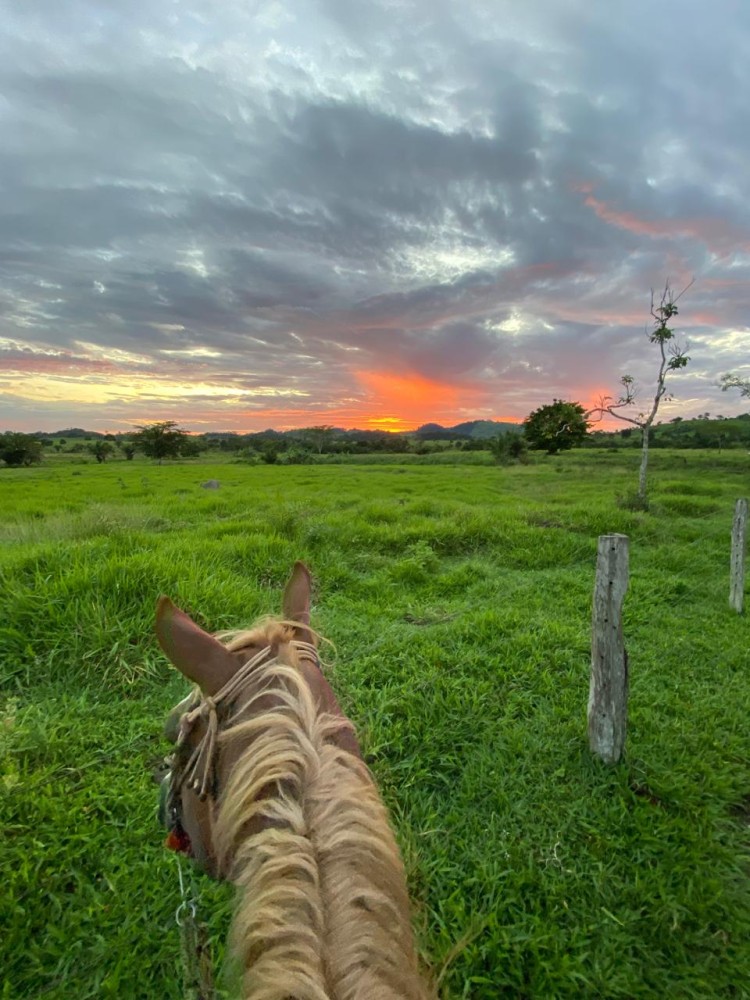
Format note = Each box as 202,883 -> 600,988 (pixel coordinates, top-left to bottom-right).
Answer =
1,350 -> 118,376
581,189 -> 750,257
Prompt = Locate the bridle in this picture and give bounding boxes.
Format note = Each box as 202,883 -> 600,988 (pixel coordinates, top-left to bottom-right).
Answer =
160,638 -> 321,848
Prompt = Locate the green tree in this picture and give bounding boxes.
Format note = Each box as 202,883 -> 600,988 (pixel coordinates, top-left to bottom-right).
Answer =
299,425 -> 337,454
89,441 -> 115,464
178,437 -> 205,458
589,281 -> 691,506
0,433 -> 44,467
133,421 -> 187,464
260,441 -> 280,464
523,400 -> 589,454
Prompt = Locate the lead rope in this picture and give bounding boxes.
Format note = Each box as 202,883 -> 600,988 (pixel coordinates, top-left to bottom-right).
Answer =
176,855 -> 216,1000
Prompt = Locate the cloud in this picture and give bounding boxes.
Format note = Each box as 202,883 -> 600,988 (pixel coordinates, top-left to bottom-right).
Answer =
1,0 -> 749,431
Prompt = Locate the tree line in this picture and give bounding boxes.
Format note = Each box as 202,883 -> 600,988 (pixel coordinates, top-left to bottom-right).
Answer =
3,283 -> 748,512
6,406 -> 747,469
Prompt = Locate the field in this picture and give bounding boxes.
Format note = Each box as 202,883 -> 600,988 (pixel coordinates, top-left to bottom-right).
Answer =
1,449 -> 749,998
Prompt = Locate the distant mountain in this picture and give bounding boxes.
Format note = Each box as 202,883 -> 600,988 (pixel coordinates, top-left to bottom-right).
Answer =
451,419 -> 519,439
412,422 -> 446,436
33,427 -> 104,439
36,419 -> 520,440
413,419 -> 519,440
56,428 -> 95,438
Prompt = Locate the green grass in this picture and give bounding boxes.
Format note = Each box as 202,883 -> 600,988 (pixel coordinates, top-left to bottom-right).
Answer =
1,450 -> 749,998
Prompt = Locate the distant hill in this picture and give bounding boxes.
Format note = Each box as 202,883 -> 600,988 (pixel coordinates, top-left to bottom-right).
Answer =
33,428 -> 104,440
412,422 -> 444,435
413,419 -> 519,440
451,419 -> 519,439
34,419 -> 520,440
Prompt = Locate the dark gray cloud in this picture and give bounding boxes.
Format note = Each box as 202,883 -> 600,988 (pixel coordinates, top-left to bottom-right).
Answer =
1,0 -> 748,431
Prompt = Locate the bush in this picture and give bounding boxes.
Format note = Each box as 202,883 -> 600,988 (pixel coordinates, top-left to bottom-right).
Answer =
489,433 -> 528,465
88,441 -> 114,464
616,490 -> 650,512
0,433 -> 43,467
278,447 -> 314,465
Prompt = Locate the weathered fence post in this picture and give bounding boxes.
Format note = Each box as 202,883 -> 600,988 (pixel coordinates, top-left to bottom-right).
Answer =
730,498 -> 747,614
588,533 -> 629,764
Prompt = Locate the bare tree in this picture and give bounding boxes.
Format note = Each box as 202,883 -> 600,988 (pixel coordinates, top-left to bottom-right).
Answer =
589,280 -> 692,507
720,373 -> 750,398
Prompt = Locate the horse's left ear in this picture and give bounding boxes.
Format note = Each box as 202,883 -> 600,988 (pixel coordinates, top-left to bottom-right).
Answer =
282,561 -> 312,626
155,597 -> 237,695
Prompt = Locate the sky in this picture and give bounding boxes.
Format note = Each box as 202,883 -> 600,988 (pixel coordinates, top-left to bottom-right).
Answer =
1,0 -> 749,434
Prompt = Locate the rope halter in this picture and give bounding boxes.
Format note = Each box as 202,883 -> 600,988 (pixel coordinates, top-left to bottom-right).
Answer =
170,639 -> 320,803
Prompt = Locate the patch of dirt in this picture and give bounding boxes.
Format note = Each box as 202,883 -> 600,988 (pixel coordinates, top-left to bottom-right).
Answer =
729,795 -> 750,826
629,782 -> 666,808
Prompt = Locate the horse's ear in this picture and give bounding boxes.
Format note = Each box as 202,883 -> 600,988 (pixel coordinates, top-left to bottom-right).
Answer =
282,561 -> 312,626
155,597 -> 236,695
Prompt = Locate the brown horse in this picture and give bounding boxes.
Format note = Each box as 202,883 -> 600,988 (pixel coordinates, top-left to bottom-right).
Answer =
156,562 -> 433,1000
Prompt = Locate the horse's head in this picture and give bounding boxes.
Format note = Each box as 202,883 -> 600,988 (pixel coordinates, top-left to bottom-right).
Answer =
155,561 -> 318,877
154,562 -> 431,998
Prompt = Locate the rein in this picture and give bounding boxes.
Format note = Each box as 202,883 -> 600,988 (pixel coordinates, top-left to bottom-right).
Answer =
175,854 -> 215,1000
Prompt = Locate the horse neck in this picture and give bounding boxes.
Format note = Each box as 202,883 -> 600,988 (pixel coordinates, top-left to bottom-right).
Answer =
214,663 -> 432,1000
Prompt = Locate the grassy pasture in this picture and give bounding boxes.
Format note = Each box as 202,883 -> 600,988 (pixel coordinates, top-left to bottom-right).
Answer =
1,450 -> 748,998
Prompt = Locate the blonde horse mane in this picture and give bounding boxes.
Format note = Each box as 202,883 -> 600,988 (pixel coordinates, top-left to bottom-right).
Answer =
213,623 -> 432,1000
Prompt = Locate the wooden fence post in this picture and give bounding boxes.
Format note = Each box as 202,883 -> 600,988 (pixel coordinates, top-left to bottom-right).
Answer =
588,533 -> 629,764
730,498 -> 747,614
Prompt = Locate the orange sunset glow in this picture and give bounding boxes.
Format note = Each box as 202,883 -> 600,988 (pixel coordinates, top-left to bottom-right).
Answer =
1,335 -> 739,434
1,1 -> 748,435
354,370 -> 471,430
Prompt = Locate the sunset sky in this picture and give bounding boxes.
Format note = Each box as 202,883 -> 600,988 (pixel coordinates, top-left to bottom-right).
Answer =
2,0 -> 749,433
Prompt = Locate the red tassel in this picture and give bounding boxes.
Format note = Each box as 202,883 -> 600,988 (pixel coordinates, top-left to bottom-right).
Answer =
165,827 -> 192,855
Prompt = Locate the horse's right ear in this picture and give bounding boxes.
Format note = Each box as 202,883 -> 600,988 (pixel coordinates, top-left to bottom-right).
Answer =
282,561 -> 312,626
155,596 -> 237,695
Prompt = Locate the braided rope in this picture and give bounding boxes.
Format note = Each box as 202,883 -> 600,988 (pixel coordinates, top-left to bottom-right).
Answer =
173,640 -> 320,801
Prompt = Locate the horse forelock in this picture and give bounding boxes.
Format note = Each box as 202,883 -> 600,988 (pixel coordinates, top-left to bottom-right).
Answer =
221,619 -> 300,656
